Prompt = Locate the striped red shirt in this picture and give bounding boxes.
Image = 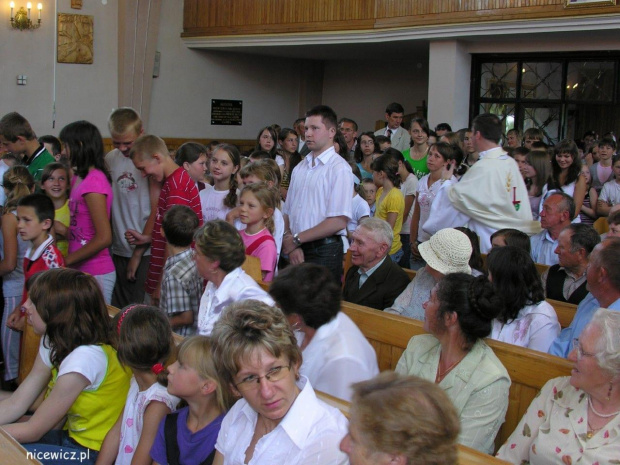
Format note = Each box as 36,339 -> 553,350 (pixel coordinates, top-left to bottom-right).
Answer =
145,168 -> 203,295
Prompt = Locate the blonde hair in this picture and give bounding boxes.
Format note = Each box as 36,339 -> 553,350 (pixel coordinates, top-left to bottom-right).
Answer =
130,134 -> 170,161
212,144 -> 241,209
176,336 -> 233,412
240,183 -> 277,234
108,107 -> 142,136
3,166 -> 34,213
194,220 -> 246,272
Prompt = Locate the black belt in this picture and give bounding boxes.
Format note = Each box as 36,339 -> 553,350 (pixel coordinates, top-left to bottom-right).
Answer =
300,235 -> 342,249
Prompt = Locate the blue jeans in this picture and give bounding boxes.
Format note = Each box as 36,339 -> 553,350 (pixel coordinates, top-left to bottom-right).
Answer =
390,248 -> 404,264
399,234 -> 411,269
301,237 -> 343,285
23,430 -> 98,465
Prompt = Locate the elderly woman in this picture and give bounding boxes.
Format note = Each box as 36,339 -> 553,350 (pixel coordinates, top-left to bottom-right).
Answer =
498,308 -> 620,463
211,300 -> 348,465
385,228 -> 473,320
487,246 -> 560,352
269,263 -> 379,402
395,273 -> 510,454
194,220 -> 273,336
340,372 -> 460,465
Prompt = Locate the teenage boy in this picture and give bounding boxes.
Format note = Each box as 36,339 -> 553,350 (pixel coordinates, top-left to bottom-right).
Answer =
7,194 -> 65,331
130,135 -> 202,306
160,205 -> 202,336
105,108 -> 157,308
590,136 -> 617,192
523,127 -> 544,149
0,112 -> 55,184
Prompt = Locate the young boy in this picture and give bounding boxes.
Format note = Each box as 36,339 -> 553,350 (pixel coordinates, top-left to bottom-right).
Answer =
0,112 -> 55,185
7,194 -> 65,331
597,154 -> 620,217
590,136 -> 617,192
105,108 -> 155,308
361,178 -> 377,216
160,205 -> 202,336
130,135 -> 202,306
523,127 -> 544,149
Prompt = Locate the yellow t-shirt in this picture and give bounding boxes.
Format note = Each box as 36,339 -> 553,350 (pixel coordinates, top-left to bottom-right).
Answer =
55,200 -> 70,256
375,187 -> 405,255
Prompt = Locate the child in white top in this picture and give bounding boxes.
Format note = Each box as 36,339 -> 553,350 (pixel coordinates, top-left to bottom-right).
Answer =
347,165 -> 371,243
201,144 -> 240,222
97,305 -> 179,465
597,155 -> 620,217
361,178 -> 377,217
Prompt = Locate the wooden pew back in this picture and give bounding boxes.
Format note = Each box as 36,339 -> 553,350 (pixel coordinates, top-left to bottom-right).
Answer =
340,301 -> 573,450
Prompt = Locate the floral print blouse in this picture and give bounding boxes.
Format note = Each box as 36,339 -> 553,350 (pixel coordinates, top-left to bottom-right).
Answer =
497,376 -> 620,464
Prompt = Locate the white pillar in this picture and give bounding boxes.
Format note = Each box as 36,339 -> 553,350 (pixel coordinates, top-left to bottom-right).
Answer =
427,40 -> 471,131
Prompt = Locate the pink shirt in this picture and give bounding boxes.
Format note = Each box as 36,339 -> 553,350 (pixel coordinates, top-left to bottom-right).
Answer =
240,228 -> 277,282
69,169 -> 114,275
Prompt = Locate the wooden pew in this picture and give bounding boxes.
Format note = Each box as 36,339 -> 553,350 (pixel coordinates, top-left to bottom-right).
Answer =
547,298 -> 577,329
340,301 -> 573,451
0,428 -> 43,464
315,390 -> 510,464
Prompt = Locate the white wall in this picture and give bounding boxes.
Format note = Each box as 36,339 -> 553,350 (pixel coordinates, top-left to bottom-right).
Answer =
322,60 -> 429,133
0,0 -> 117,137
148,1 -> 307,139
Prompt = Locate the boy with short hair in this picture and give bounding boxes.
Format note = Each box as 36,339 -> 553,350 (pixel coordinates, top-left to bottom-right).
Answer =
105,108 -> 155,308
160,205 -> 202,336
361,178 -> 377,216
0,112 -> 55,184
523,127 -> 544,149
130,135 -> 202,305
590,136 -> 617,192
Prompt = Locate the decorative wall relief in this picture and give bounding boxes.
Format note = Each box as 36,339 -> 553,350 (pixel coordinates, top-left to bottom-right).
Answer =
57,13 -> 93,64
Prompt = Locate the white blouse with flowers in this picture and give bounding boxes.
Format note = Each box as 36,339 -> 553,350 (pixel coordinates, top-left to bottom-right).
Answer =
497,376 -> 620,465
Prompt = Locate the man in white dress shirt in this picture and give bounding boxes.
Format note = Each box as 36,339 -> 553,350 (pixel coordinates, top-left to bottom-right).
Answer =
374,102 -> 411,153
282,105 -> 353,283
423,113 -> 541,253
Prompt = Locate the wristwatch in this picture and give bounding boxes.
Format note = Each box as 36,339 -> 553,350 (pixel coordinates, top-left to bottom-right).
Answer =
293,233 -> 302,247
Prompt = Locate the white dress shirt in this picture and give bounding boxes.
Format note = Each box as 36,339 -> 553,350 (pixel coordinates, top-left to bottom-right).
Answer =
215,376 -> 348,465
283,146 -> 353,236
299,312 -> 379,402
197,267 -> 274,336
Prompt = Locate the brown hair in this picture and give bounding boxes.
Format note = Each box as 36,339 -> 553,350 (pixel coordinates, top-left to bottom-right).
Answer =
0,112 -> 36,141
212,144 -> 241,209
28,269 -> 111,368
239,183 -> 277,234
194,220 -> 246,273
130,134 -> 170,161
350,372 -> 459,465
116,305 -> 175,386
108,107 -> 142,136
3,165 -> 34,213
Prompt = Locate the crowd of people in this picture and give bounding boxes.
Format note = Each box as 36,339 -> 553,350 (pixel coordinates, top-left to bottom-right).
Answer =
0,103 -> 618,464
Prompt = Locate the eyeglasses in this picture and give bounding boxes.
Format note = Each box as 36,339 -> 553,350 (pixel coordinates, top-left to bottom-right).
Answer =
571,338 -> 597,361
235,365 -> 292,392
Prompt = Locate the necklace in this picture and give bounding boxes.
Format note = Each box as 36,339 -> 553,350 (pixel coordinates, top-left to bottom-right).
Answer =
588,396 -> 620,418
586,420 -> 601,439
435,356 -> 463,384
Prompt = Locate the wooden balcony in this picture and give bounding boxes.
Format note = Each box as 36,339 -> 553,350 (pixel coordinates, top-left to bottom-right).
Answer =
182,0 -> 620,38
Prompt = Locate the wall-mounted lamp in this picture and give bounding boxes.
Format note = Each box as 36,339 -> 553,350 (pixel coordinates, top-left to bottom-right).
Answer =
10,2 -> 42,30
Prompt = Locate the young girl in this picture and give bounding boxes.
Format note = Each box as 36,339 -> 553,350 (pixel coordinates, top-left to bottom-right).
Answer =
522,150 -> 551,221
237,183 -> 278,282
410,142 -> 462,269
346,163 -> 371,242
201,144 -> 240,222
597,154 -> 620,217
150,336 -> 231,465
59,120 -> 115,303
97,305 -> 179,465
0,166 -> 34,386
580,163 -> 598,225
41,162 -> 70,256
255,126 -> 282,169
371,153 -> 405,263
0,269 -> 131,463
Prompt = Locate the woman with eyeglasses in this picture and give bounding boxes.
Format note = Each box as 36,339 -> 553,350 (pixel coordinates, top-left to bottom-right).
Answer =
497,308 -> 620,464
353,132 -> 379,181
210,299 -> 348,465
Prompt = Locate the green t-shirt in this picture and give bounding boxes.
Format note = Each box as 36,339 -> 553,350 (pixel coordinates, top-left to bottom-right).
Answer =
27,146 -> 55,184
403,148 -> 430,180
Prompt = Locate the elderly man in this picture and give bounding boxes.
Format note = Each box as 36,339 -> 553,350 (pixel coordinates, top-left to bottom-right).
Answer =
423,113 -> 540,253
343,217 -> 410,310
530,192 -> 575,266
548,237 -> 620,357
542,224 -> 600,304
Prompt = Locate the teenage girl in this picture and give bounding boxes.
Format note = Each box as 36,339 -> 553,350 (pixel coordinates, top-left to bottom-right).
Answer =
0,166 -> 34,385
277,128 -> 301,200
371,154 -> 405,262
97,305 -> 179,465
543,139 -> 586,218
579,163 -> 598,225
522,150 -> 552,221
410,142 -> 462,268
58,120 -> 115,303
0,269 -> 130,463
41,162 -> 70,256
238,183 -> 278,282
403,118 -> 431,180
354,132 -> 379,181
255,126 -> 282,168
201,144 -> 240,222
150,336 -> 232,465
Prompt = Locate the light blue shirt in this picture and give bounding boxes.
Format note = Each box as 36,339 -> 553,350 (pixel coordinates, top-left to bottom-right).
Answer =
548,293 -> 620,357
530,230 -> 559,266
358,257 -> 386,288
